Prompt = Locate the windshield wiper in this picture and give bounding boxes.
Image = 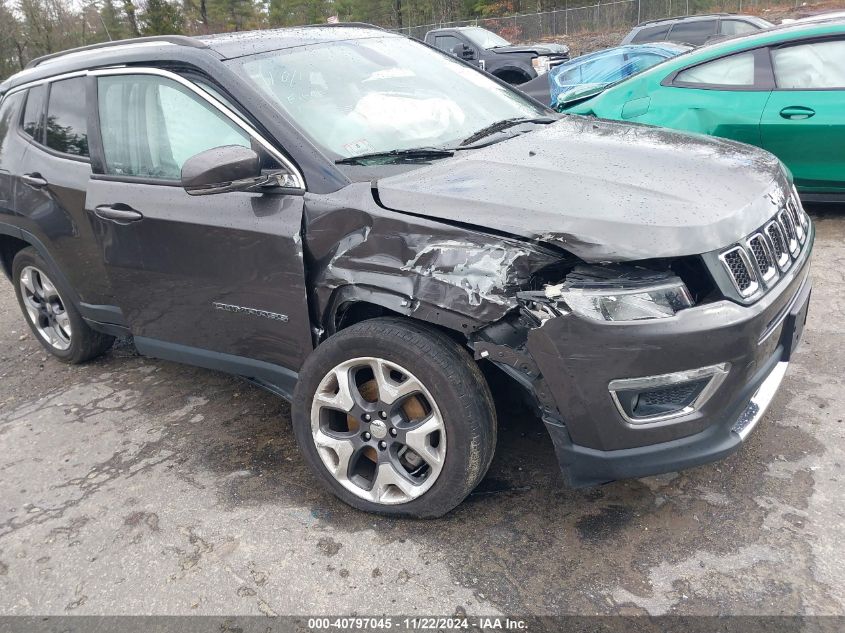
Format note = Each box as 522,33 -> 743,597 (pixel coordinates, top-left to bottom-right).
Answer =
336,147 -> 454,166
458,117 -> 556,147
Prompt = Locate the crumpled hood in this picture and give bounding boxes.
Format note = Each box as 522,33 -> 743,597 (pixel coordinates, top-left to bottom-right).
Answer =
376,116 -> 790,262
492,43 -> 569,56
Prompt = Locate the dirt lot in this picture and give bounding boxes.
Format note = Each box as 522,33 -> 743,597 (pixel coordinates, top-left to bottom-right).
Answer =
0,207 -> 843,617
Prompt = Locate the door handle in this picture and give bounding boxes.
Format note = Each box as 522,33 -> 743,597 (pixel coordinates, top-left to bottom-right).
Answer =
94,204 -> 144,224
22,173 -> 48,188
779,106 -> 815,120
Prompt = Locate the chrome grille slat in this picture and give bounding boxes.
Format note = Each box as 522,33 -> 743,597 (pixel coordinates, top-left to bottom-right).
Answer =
719,246 -> 758,297
786,199 -> 805,243
765,220 -> 791,271
746,233 -> 777,284
719,201 -> 811,301
778,209 -> 799,256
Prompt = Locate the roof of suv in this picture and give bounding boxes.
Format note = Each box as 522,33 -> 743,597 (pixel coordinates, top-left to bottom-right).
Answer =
1,24 -> 392,95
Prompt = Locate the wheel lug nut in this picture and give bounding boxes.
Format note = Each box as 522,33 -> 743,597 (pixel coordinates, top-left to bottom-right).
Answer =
363,432 -> 371,441
389,428 -> 398,437
363,413 -> 371,422
379,411 -> 387,419
378,441 -> 387,450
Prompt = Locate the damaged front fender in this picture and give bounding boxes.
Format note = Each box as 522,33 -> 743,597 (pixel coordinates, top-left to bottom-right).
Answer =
303,183 -> 568,337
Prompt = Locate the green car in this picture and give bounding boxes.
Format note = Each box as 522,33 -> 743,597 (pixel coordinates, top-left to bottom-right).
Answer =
561,19 -> 845,201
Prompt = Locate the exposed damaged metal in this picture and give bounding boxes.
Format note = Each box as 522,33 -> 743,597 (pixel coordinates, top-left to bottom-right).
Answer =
303,183 -> 568,336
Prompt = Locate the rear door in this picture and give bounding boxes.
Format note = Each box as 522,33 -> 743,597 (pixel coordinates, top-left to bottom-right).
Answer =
0,92 -> 28,221
760,37 -> 845,192
13,78 -> 114,307
86,68 -> 314,374
649,48 -> 772,146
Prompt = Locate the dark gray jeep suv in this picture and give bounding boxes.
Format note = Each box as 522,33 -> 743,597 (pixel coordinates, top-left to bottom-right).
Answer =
0,25 -> 813,517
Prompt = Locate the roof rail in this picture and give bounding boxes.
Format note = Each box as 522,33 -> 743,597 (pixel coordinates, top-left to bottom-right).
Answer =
302,21 -> 385,29
638,12 -> 732,26
25,35 -> 207,70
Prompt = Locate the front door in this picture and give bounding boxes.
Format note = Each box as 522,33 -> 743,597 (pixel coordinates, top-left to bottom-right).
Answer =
86,70 -> 313,374
760,37 -> 845,193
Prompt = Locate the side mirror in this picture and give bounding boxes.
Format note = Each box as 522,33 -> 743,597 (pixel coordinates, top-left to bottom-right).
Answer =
181,145 -> 265,196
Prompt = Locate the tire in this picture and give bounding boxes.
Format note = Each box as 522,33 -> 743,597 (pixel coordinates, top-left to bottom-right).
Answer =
292,317 -> 496,518
12,247 -> 115,364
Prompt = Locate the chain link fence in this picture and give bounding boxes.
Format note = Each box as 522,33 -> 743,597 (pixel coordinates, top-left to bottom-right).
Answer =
396,0 -> 800,43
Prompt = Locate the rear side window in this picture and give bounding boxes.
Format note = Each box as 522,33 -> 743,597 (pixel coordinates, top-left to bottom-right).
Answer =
22,85 -> 46,141
0,93 -> 25,145
631,24 -> 671,44
720,19 -> 759,36
45,77 -> 89,157
667,20 -> 717,45
97,74 -> 251,180
674,51 -> 756,87
772,39 -> 845,89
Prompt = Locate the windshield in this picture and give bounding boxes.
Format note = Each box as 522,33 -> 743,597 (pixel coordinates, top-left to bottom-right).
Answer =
461,27 -> 511,49
230,36 -> 546,159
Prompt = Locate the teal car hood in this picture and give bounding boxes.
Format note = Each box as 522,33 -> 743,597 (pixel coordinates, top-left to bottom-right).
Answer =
376,116 -> 791,262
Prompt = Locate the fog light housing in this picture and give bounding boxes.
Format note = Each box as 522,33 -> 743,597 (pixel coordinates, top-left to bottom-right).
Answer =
609,363 -> 730,425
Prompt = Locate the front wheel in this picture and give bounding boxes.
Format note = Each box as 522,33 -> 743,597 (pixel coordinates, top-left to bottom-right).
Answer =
292,318 -> 496,518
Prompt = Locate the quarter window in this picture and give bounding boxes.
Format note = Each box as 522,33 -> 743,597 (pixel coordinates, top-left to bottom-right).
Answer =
667,20 -> 717,46
674,51 -> 756,87
45,77 -> 89,157
720,19 -> 759,36
21,85 -> 46,141
631,24 -> 671,44
97,75 -> 251,180
772,40 -> 845,89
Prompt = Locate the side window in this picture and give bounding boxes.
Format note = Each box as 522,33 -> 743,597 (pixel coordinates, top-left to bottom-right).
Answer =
553,65 -> 582,87
434,35 -> 463,55
97,75 -> 251,180
0,92 -> 25,148
45,77 -> 89,157
667,20 -> 718,46
771,39 -> 845,89
1,93 -> 25,190
674,51 -> 756,87
21,85 -> 46,142
720,19 -> 759,36
631,24 -> 671,44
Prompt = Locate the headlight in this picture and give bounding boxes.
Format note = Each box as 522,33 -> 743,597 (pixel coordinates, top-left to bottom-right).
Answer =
543,265 -> 693,322
532,55 -> 551,75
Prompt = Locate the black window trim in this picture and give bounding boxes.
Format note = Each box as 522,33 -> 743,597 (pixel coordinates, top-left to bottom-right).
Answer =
768,34 -> 845,92
661,46 -> 774,92
665,18 -> 718,45
662,32 -> 845,92
15,73 -> 91,164
18,84 -> 47,146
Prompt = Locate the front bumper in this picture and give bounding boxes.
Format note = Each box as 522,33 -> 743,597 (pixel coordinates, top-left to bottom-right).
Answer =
528,236 -> 812,487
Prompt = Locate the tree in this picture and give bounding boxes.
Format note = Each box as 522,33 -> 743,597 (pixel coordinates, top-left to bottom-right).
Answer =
141,0 -> 185,34
0,0 -> 26,75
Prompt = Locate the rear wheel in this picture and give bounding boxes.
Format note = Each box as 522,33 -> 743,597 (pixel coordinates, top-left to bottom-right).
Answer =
292,317 -> 496,517
12,247 -> 114,364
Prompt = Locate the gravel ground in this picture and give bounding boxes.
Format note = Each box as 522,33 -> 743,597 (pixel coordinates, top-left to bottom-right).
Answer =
0,207 -> 843,617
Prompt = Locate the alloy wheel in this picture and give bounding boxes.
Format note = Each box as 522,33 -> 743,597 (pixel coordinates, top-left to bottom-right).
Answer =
310,357 -> 447,505
19,266 -> 72,351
